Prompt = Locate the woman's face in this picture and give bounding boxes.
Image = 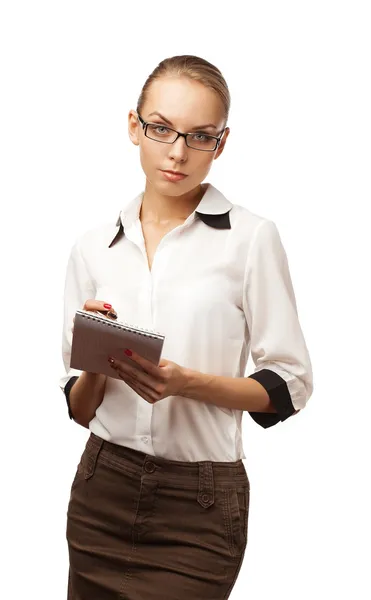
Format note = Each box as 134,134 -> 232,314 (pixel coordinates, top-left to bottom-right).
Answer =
128,76 -> 230,196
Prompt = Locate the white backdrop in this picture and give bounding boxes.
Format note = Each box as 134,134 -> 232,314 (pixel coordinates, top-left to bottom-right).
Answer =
1,1 -> 370,598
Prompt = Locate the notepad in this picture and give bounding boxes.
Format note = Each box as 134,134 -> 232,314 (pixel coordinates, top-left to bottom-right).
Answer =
70,309 -> 165,379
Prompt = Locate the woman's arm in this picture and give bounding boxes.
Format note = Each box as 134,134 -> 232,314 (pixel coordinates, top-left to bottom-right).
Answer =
239,218 -> 313,428
68,372 -> 107,428
180,368 -> 275,412
59,238 -> 115,426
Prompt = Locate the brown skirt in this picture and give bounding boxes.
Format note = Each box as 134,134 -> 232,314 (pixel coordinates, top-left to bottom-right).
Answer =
66,432 -> 250,599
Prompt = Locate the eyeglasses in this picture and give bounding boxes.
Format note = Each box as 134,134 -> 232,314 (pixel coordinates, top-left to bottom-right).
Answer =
137,112 -> 226,152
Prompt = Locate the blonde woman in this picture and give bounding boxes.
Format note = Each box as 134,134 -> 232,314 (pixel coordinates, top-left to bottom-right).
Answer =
61,55 -> 313,599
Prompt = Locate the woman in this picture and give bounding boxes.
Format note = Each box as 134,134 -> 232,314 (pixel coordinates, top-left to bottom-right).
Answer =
60,55 -> 313,599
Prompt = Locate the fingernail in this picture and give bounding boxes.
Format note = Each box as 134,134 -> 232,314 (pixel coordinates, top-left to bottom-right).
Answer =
104,303 -> 112,309
108,357 -> 115,363
124,349 -> 132,356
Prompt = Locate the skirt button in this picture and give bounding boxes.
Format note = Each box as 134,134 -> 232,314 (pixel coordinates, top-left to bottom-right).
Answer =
145,461 -> 156,473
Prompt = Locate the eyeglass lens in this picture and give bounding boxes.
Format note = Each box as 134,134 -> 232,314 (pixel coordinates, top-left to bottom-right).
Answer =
145,123 -> 218,151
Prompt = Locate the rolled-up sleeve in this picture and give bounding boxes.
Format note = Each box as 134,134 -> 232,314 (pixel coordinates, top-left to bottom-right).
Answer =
242,219 -> 313,428
59,239 -> 96,418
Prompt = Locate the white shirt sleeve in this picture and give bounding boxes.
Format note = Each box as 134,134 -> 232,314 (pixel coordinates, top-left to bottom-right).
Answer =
59,239 -> 96,395
242,219 -> 313,427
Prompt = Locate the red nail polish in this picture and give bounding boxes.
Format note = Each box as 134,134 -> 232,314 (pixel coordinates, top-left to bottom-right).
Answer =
104,303 -> 112,309
125,349 -> 132,356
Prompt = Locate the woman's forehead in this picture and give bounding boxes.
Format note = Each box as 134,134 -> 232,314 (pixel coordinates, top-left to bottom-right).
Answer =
143,77 -> 225,125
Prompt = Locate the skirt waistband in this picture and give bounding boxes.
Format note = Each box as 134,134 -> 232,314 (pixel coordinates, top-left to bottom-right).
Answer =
86,433 -> 249,488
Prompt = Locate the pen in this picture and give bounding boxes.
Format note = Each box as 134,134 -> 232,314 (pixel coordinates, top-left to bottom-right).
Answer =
95,309 -> 118,321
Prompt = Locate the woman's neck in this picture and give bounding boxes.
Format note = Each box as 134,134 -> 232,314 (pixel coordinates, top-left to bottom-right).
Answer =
139,182 -> 206,226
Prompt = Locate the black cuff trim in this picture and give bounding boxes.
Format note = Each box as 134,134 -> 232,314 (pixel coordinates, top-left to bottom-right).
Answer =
248,412 -> 281,429
64,376 -> 79,420
247,369 -> 295,429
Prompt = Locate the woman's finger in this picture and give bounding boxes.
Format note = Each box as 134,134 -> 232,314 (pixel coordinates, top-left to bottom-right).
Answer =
110,359 -> 150,387
83,299 -> 116,314
72,300 -> 116,334
115,370 -> 157,403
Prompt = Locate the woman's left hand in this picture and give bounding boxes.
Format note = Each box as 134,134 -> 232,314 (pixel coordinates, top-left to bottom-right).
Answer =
108,350 -> 187,404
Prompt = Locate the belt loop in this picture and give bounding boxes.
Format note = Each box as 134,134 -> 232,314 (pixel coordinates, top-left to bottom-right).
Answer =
197,462 -> 214,508
84,437 -> 104,480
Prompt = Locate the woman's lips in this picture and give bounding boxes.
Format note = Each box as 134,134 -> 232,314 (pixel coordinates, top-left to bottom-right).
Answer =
160,170 -> 188,182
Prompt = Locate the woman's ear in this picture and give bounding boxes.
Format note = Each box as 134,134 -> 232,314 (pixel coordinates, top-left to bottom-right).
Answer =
214,127 -> 230,160
128,110 -> 140,146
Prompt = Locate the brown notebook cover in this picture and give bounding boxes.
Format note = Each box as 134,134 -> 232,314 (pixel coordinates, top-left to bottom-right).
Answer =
70,310 -> 165,380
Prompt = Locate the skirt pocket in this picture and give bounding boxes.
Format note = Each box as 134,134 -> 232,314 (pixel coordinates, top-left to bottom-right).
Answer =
223,486 -> 249,558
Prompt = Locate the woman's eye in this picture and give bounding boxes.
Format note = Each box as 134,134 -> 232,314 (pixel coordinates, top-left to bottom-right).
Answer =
154,125 -> 170,134
193,133 -> 209,142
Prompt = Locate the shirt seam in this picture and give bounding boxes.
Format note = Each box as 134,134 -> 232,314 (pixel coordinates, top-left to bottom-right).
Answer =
242,218 -> 271,320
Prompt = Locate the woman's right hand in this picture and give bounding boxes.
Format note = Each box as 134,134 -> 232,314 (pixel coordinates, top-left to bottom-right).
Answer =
71,299 -> 117,333
69,300 -> 117,426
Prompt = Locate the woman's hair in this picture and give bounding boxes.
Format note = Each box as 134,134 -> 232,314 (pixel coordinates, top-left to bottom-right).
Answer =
136,55 -> 230,124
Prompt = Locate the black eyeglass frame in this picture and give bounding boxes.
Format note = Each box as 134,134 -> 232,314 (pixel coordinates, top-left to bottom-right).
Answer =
136,112 -> 226,152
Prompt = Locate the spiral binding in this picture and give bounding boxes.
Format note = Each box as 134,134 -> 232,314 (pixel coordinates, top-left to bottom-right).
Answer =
76,309 -> 165,340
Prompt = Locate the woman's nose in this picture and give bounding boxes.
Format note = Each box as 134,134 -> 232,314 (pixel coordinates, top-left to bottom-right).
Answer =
167,136 -> 188,161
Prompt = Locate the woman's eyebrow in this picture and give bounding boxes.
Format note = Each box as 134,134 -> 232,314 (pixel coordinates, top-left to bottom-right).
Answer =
147,111 -> 217,131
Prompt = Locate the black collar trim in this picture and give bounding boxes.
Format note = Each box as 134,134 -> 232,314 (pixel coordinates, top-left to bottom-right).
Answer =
108,211 -> 231,248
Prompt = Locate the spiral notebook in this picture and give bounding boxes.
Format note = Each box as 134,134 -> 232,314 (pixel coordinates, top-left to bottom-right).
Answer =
70,309 -> 165,380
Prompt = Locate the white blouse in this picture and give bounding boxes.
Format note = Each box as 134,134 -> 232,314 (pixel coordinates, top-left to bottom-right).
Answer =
59,183 -> 313,462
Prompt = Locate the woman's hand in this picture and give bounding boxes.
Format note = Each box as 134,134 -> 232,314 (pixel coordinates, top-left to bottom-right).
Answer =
108,349 -> 187,404
71,299 -> 117,333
